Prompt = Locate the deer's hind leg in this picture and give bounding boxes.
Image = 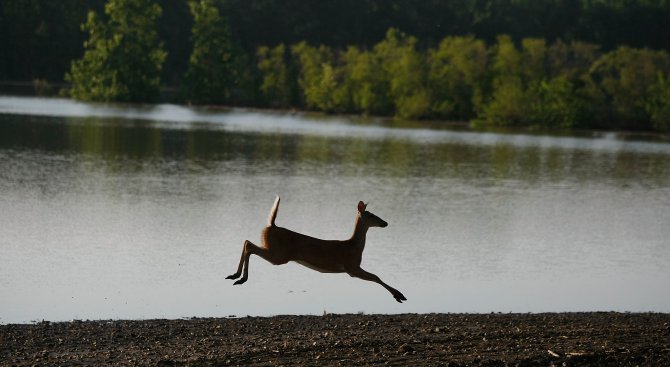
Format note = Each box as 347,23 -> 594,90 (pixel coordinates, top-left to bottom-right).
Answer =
226,240 -> 287,285
226,240 -> 251,281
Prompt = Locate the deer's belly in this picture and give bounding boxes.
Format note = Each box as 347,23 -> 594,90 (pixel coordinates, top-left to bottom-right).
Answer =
295,260 -> 344,273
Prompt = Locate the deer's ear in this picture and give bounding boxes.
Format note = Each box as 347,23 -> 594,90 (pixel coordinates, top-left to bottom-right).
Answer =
358,201 -> 367,213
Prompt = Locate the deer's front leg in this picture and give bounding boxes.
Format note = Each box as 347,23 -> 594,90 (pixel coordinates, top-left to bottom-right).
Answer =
347,267 -> 407,303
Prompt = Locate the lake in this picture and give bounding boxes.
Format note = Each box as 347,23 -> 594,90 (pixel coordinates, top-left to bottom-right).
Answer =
1,96 -> 669,323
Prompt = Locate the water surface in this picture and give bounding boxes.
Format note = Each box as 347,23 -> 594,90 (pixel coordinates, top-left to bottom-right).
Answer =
1,96 -> 669,323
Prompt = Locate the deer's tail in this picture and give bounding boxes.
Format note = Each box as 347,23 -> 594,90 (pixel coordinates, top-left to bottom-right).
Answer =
267,195 -> 280,227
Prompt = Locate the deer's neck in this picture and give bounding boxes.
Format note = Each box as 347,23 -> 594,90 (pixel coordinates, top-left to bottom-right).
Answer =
350,215 -> 368,248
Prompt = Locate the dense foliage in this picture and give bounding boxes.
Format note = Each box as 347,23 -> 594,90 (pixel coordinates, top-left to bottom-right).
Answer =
261,30 -> 670,130
2,0 -> 670,130
180,0 -> 235,104
65,0 -> 166,102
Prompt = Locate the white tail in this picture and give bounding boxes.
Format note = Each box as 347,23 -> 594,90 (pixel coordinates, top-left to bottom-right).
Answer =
267,195 -> 280,227
226,197 -> 407,303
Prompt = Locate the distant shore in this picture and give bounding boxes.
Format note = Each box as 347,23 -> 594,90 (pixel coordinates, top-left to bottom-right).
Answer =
2,312 -> 669,366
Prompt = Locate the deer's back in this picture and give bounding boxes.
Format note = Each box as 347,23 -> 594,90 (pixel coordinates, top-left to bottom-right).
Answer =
261,225 -> 356,271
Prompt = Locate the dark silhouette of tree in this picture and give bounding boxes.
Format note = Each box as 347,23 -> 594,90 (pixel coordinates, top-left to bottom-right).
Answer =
181,0 -> 235,104
65,0 -> 166,102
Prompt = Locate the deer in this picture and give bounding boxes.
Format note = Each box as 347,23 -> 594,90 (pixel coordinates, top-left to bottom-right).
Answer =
226,196 -> 407,303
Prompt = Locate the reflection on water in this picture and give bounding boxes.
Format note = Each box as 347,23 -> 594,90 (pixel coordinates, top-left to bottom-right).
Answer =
1,96 -> 669,323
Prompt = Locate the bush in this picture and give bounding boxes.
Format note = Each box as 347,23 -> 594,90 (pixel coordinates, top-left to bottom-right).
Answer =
65,0 -> 166,102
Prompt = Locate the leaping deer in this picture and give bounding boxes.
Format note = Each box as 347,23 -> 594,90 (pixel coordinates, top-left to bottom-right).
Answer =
226,196 -> 407,303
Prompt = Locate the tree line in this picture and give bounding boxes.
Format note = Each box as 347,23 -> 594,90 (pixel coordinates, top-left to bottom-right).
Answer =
260,30 -> 670,131
2,0 -> 670,130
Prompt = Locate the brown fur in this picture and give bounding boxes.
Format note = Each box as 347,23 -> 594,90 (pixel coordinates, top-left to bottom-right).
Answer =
226,196 -> 407,302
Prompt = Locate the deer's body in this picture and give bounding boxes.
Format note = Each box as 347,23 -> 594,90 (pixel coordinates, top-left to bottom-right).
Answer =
226,196 -> 406,302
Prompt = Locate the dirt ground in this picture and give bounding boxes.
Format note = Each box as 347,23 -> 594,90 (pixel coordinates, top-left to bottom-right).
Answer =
2,312 -> 669,366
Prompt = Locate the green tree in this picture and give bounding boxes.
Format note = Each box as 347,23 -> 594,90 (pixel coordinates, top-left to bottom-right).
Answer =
340,46 -> 391,115
427,35 -> 488,119
521,38 -> 559,127
478,36 -> 597,129
587,46 -> 670,129
327,61 -> 354,113
374,28 -> 430,119
645,73 -> 670,131
521,38 -> 547,83
65,0 -> 166,102
290,42 -> 337,111
478,35 -> 526,126
257,44 -> 295,108
528,76 -> 588,129
182,0 -> 235,104
547,40 -> 600,80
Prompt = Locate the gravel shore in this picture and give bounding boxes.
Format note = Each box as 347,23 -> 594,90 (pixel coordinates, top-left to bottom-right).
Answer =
2,312 -> 669,366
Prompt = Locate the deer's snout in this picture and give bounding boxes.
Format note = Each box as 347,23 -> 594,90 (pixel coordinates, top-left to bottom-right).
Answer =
380,220 -> 388,228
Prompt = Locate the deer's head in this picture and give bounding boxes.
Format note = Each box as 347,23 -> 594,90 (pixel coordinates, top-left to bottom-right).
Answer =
358,201 -> 388,228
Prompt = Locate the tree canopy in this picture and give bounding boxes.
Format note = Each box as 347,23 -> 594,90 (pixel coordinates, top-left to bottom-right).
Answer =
64,0 -> 166,102
180,0 -> 235,104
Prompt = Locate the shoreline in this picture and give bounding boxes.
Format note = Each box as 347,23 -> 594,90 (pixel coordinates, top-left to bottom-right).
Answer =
2,312 -> 669,366
2,93 -> 670,140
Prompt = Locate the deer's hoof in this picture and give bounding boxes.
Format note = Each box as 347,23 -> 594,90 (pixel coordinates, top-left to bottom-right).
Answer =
233,278 -> 247,285
394,292 -> 407,303
226,273 -> 240,280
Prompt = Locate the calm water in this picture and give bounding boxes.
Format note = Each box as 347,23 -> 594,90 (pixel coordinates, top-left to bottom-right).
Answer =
1,96 -> 669,323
